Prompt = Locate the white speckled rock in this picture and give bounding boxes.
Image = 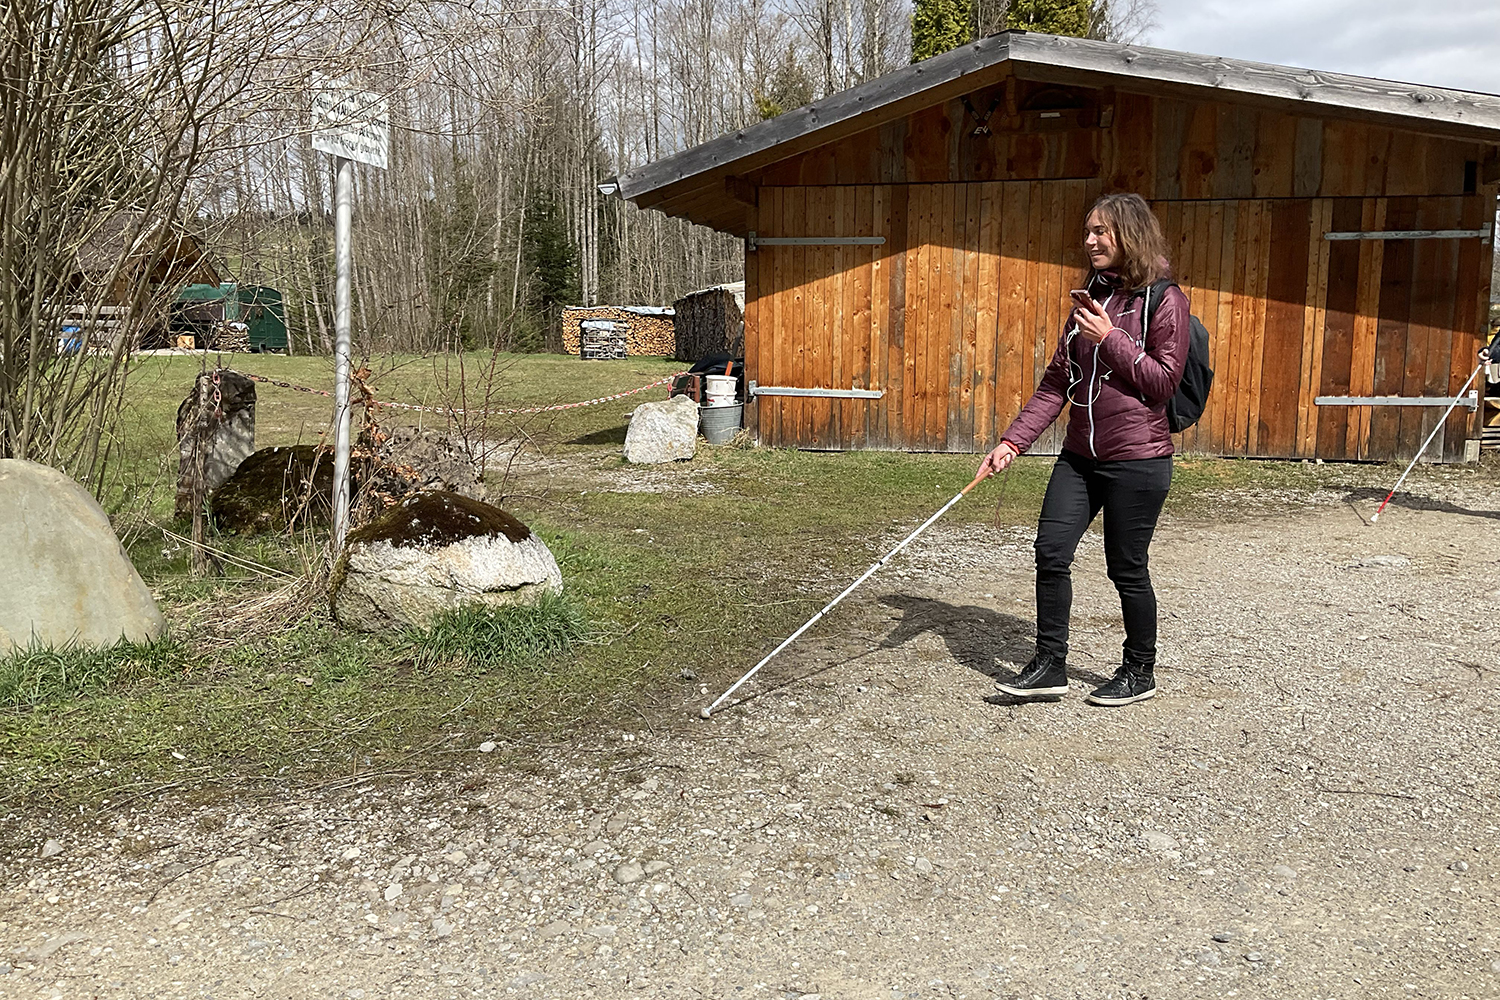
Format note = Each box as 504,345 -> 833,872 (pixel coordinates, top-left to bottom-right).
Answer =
622,395 -> 698,464
0,459 -> 165,651
331,492 -> 562,632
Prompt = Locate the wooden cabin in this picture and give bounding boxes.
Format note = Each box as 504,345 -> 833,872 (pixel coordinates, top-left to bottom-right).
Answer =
613,32 -> 1500,462
70,212 -> 225,348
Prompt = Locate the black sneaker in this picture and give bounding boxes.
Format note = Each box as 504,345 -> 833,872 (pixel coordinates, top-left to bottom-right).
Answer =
1085,661 -> 1156,706
995,653 -> 1069,699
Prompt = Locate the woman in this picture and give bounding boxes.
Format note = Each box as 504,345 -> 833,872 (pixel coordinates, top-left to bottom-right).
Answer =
976,193 -> 1189,707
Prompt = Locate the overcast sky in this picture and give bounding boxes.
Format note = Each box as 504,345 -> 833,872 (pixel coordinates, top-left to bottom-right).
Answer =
1143,0 -> 1500,95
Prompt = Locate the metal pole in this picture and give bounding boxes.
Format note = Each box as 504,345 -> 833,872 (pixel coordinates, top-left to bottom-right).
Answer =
331,155 -> 354,554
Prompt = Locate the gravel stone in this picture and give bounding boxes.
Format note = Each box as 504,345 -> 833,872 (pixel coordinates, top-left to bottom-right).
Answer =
1140,831 -> 1179,853
2,486 -> 1497,998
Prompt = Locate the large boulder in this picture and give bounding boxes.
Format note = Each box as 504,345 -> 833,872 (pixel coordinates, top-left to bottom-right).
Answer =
210,445 -> 340,535
0,460 -> 165,651
331,491 -> 562,632
623,394 -> 698,464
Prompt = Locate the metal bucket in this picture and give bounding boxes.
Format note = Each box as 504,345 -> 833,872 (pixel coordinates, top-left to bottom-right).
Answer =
699,402 -> 743,444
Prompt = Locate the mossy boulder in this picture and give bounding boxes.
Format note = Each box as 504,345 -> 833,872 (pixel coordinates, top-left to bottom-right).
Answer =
330,491 -> 562,633
209,445 -> 342,535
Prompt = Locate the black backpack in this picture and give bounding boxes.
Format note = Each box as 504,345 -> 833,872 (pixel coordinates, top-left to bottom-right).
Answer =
1141,279 -> 1214,434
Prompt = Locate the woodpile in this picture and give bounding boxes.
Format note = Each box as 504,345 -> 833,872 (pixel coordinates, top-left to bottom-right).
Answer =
672,282 -> 744,362
560,305 -> 676,357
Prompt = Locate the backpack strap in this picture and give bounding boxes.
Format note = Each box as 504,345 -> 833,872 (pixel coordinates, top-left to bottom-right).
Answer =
1138,278 -> 1178,327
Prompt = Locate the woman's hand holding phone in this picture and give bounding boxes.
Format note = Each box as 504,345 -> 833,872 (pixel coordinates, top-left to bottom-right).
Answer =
1070,288 -> 1112,344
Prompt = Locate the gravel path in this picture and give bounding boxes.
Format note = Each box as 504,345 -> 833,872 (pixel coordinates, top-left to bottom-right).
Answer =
3,485 -> 1499,1000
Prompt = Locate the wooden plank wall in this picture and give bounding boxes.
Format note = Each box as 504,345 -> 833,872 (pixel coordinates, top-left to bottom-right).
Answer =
747,183 -> 1490,460
750,180 -> 1094,452
1163,195 -> 1489,461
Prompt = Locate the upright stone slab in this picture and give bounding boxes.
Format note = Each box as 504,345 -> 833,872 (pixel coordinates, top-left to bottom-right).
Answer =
623,394 -> 699,464
0,460 -> 165,651
176,370 -> 255,518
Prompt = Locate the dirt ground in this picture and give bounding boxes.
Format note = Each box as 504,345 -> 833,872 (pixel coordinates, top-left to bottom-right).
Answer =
2,473 -> 1499,1000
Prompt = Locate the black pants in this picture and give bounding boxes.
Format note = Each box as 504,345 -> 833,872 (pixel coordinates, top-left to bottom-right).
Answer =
1033,449 -> 1172,666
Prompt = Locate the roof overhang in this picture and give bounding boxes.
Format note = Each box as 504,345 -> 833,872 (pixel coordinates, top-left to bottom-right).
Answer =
613,31 -> 1500,234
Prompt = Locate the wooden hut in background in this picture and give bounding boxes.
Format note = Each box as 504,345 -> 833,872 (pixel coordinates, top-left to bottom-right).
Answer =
70,212 -> 225,348
612,32 -> 1500,462
673,282 -> 745,361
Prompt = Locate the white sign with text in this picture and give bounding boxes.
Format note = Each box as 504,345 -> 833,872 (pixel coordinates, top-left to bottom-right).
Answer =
311,79 -> 389,169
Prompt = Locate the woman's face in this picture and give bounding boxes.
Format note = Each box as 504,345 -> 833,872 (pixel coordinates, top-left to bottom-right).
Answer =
1083,210 -> 1122,271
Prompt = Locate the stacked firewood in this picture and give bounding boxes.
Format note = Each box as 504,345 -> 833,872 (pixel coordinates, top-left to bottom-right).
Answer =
560,306 -> 676,357
672,284 -> 744,362
209,321 -> 250,352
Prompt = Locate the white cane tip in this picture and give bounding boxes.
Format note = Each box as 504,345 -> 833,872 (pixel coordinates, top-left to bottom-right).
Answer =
698,707 -> 713,720
1369,513 -> 1379,523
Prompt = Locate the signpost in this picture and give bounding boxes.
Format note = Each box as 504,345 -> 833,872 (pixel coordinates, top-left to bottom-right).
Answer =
311,79 -> 388,555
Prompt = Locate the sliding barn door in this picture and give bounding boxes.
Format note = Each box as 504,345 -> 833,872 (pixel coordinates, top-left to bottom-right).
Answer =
747,180 -> 1094,452
1159,195 -> 1489,462
747,188 -> 1489,459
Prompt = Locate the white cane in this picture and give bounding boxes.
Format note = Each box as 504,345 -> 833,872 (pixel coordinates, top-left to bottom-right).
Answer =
700,468 -> 991,719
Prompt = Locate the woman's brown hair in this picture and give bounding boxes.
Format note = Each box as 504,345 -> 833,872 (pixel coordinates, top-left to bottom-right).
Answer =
1086,193 -> 1170,290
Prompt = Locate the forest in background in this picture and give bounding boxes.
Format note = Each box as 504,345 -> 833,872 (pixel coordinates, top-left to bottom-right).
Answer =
211,0 -> 1155,356
1,0 -> 1148,484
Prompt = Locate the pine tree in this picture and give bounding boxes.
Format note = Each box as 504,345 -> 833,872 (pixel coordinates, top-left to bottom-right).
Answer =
911,0 -> 974,62
521,191 -> 579,353
914,0 -> 1110,64
1005,0 -> 1109,39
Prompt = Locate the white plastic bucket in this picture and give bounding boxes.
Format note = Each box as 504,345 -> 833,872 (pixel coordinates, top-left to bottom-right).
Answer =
704,374 -> 737,406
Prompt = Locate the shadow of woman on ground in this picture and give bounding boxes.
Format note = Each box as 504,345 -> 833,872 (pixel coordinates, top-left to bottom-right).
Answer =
876,594 -> 1114,703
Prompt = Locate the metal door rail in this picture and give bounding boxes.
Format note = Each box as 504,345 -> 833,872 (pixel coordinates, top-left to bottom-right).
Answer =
745,232 -> 886,251
749,381 -> 884,399
1315,393 -> 1479,411
1324,226 -> 1491,241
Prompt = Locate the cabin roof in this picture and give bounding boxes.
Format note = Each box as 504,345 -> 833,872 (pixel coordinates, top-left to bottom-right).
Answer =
613,31 -> 1500,231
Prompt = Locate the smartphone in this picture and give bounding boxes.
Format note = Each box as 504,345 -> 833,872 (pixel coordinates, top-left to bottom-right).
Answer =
1069,288 -> 1097,310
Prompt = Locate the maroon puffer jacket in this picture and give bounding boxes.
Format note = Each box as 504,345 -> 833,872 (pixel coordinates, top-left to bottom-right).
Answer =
1001,272 -> 1190,461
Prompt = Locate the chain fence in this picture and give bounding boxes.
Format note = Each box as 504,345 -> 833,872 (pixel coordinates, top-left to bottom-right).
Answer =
233,369 -> 688,418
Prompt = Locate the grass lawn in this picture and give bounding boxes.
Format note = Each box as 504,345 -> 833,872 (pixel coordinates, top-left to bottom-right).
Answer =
1,350 -> 1408,814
